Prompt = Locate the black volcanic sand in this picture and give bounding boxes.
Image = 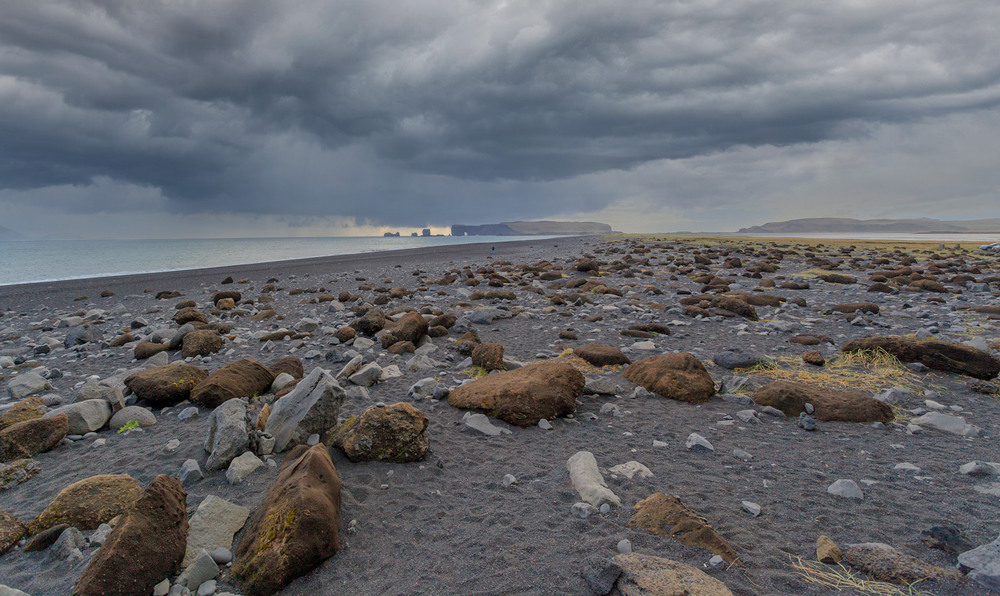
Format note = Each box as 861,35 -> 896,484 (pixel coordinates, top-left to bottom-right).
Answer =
1,235 -> 1000,595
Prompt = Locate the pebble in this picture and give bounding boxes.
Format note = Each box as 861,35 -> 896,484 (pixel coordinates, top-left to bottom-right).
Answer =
617,539 -> 632,554
165,439 -> 181,452
502,474 -> 518,487
709,555 -> 724,568
732,448 -> 753,461
827,479 -> 864,499
685,432 -> 714,452
178,406 -> 199,420
572,502 -> 597,518
798,412 -> 817,431
210,547 -> 233,565
741,501 -> 761,517
538,419 -> 553,430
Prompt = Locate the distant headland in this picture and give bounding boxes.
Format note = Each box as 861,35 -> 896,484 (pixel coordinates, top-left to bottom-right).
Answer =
738,217 -> 1000,234
450,220 -> 613,236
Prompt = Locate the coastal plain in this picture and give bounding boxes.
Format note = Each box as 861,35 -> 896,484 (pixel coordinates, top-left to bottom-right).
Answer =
1,235 -> 999,595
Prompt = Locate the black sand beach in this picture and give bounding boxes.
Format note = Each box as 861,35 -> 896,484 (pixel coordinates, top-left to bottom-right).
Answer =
2,235 -> 999,595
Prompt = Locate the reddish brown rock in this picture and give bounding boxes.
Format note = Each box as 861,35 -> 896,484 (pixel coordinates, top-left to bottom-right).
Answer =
172,307 -> 208,325
133,342 -> 169,360
0,414 -> 68,462
233,445 -> 341,596
472,343 -> 505,371
212,290 -> 242,306
611,552 -> 734,596
73,475 -> 188,596
754,381 -> 893,422
448,362 -> 584,427
108,333 -> 134,347
574,344 -> 631,367
180,330 -> 223,358
333,326 -> 356,343
843,336 -> 1000,380
392,312 -> 429,344
268,357 -> 304,379
387,341 -> 416,354
191,359 -> 275,408
623,353 -> 716,403
331,403 -> 429,462
831,302 -> 880,314
802,351 -> 826,366
352,307 -> 386,336
124,363 -> 209,407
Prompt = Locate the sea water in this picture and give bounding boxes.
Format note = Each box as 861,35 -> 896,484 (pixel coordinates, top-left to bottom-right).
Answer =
0,235 -> 551,286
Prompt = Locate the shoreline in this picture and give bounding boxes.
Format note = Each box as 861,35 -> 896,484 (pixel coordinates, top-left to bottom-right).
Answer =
0,235 -> 591,310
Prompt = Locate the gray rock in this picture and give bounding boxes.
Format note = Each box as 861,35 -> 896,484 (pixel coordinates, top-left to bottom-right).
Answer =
44,399 -> 112,434
685,432 -> 714,452
270,372 -> 295,393
180,459 -> 204,486
959,533 -> 1000,591
580,555 -> 622,594
6,371 -> 51,399
736,409 -> 759,423
960,461 -> 1000,477
713,349 -> 764,370
89,523 -> 113,546
538,418 -> 553,430
617,539 -> 633,554
210,547 -> 233,565
179,406 -> 199,420
265,367 -> 345,452
584,377 -> 621,396
197,580 -> 217,596
462,412 -> 510,436
47,526 -> 85,562
874,387 -> 910,405
408,377 -> 438,400
225,451 -> 263,484
798,412 -> 817,431
405,354 -> 440,371
177,549 -> 220,589
571,502 -> 598,518
74,379 -> 117,403
64,324 -> 102,348
567,451 -> 621,508
741,500 -> 762,517
827,479 -> 863,499
910,411 -> 979,436
204,398 -> 249,471
0,585 -> 32,596
109,405 -> 157,431
184,495 -> 250,567
168,323 -> 196,350
759,405 -> 785,417
348,362 -> 383,387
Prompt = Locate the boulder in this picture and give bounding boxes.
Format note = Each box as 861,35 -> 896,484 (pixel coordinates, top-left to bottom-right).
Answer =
447,362 -> 584,427
0,509 -> 27,555
109,406 -> 157,431
64,324 -> 102,348
609,552 -> 734,596
391,312 -> 428,344
331,403 -> 429,462
205,398 -> 250,472
44,399 -> 112,435
959,533 -> 1000,591
0,414 -> 68,462
181,330 -> 223,358
184,495 -> 250,567
471,343 -> 505,371
30,474 -> 143,534
265,368 -> 345,453
73,475 -> 188,596
191,359 -> 275,408
712,349 -> 764,369
623,353 -> 716,403
232,445 -> 341,596
843,336 -> 1000,380
173,307 -> 208,325
124,363 -> 209,407
268,357 -> 304,380
6,371 -> 50,399
753,381 -> 893,423
0,397 -> 46,431
212,291 -> 242,306
573,344 -> 631,367
629,493 -> 741,565
352,307 -> 385,336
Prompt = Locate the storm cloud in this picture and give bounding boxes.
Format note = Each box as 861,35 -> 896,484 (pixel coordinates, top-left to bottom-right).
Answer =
2,0 -> 999,236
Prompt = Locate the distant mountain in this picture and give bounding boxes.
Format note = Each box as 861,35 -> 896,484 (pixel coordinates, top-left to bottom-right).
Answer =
738,217 -> 1000,234
0,225 -> 24,240
451,220 -> 613,236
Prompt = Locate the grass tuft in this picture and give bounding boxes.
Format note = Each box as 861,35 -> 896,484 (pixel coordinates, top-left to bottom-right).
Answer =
736,348 -> 931,395
790,556 -> 933,596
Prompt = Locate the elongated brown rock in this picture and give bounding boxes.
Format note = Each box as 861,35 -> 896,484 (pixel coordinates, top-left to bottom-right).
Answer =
843,336 -> 1000,380
754,381 -> 894,422
0,414 -> 68,462
73,475 -> 188,596
623,353 -> 715,403
447,362 -> 584,426
233,445 -> 341,596
124,363 -> 209,407
190,359 -> 275,408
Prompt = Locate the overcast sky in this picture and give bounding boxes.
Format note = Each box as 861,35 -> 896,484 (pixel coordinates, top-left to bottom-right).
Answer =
2,0 -> 999,238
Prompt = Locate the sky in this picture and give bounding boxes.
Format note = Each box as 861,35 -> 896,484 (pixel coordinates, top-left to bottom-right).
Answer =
1,0 -> 999,238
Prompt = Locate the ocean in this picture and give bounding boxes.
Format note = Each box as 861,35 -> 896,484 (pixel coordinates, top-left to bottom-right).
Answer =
0,235 -> 550,286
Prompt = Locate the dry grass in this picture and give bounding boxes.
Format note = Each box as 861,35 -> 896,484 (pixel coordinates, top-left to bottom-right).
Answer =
790,556 -> 934,596
735,348 -> 930,396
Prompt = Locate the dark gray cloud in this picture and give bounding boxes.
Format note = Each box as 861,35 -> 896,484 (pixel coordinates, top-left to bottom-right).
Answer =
1,0 -> 999,234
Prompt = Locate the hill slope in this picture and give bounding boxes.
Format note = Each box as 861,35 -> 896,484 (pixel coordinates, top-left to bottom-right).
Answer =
739,217 -> 1000,234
